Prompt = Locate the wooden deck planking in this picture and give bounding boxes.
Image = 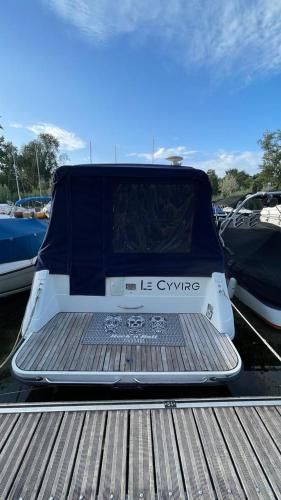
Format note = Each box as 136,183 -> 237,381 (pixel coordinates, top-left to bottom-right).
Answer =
0,413 -> 19,452
255,405 -> 281,448
214,407 -> 275,499
128,410 -> 155,499
98,410 -> 128,499
16,313 -> 63,369
235,406 -> 281,494
151,410 -> 185,499
0,404 -> 280,499
37,412 -> 85,500
0,413 -> 41,499
15,312 -> 239,373
172,408 -> 215,499
68,411 -> 106,499
8,412 -> 63,500
183,314 -> 215,371
193,407 -> 246,499
192,314 -> 228,370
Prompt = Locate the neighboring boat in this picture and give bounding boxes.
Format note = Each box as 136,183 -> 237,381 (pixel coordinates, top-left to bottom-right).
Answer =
260,204 -> 281,228
13,196 -> 51,219
212,204 -> 226,216
15,196 -> 51,207
220,191 -> 281,329
12,163 -> 241,386
0,218 -> 47,297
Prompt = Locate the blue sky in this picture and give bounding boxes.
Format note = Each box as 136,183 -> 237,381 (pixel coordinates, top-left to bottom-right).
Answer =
1,0 -> 281,176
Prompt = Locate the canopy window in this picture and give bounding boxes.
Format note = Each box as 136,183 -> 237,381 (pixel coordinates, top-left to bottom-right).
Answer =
112,182 -> 194,254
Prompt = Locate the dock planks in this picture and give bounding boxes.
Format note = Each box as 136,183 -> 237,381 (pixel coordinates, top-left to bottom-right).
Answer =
15,312 -> 238,373
0,401 -> 280,499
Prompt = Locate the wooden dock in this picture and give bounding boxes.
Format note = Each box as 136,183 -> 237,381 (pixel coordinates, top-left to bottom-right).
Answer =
0,398 -> 280,499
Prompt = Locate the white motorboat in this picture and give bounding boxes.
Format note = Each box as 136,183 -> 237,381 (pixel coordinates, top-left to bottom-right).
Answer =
220,191 -> 281,329
12,163 -> 241,385
0,218 -> 47,297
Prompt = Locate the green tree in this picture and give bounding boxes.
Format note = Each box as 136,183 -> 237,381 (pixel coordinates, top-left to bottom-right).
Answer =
0,184 -> 11,203
225,168 -> 251,190
258,130 -> 281,188
58,152 -> 70,165
0,136 -> 18,192
207,169 -> 219,195
236,170 -> 251,190
17,133 -> 60,190
221,174 -> 239,196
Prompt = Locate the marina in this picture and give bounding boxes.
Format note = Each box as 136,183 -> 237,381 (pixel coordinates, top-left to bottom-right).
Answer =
2,2 -> 281,496
0,163 -> 281,498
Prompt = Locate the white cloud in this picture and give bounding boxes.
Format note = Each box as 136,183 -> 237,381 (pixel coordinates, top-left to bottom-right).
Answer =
45,0 -> 281,80
128,147 -> 261,175
128,146 -> 197,162
26,123 -> 86,151
194,150 -> 262,177
10,123 -> 23,129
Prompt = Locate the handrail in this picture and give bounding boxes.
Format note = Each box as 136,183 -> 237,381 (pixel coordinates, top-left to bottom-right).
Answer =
219,190 -> 281,239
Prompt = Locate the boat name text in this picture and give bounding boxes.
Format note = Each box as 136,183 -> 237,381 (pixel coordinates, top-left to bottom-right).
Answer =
140,279 -> 200,292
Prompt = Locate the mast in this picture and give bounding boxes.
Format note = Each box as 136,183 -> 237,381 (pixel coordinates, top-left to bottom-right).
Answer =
12,153 -> 21,200
35,145 -> 42,196
152,136 -> 155,164
90,141 -> 93,164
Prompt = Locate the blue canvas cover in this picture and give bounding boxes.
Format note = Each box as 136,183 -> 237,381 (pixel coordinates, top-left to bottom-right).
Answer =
0,219 -> 47,265
15,196 -> 51,206
224,222 -> 281,308
37,164 -> 224,295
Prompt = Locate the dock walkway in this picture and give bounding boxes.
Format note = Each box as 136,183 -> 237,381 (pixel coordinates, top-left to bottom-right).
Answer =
0,398 -> 280,499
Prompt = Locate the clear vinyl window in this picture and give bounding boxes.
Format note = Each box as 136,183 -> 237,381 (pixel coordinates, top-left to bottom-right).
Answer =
112,182 -> 194,253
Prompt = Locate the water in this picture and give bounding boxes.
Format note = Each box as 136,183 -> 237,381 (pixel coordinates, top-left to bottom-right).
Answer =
0,291 -> 280,404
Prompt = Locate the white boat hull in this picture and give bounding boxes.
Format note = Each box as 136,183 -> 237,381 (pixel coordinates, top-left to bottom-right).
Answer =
12,270 -> 241,385
235,284 -> 281,329
0,259 -> 36,298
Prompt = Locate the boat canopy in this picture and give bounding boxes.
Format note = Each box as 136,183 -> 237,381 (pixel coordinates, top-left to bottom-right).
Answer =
224,223 -> 281,309
37,164 -> 224,296
15,196 -> 51,206
0,219 -> 47,265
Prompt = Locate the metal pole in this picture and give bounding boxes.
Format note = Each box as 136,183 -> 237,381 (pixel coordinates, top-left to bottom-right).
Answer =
89,141 -> 92,164
35,145 -> 42,197
114,145 -> 117,163
12,153 -> 21,200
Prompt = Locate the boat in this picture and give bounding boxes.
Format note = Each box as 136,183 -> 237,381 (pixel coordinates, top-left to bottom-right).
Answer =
12,163 -> 241,385
260,203 -> 281,228
13,196 -> 51,219
0,218 -> 47,297
0,203 -> 13,218
220,191 -> 281,329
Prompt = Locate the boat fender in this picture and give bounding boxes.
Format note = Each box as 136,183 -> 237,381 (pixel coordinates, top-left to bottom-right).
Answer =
227,277 -> 237,299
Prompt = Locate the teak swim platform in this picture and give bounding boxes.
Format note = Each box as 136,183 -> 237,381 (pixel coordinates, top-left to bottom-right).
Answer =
13,312 -> 240,385
0,398 -> 280,499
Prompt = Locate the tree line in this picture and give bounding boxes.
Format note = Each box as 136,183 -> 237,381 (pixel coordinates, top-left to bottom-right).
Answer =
0,122 -> 69,202
1,120 -> 281,202
208,130 -> 281,198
